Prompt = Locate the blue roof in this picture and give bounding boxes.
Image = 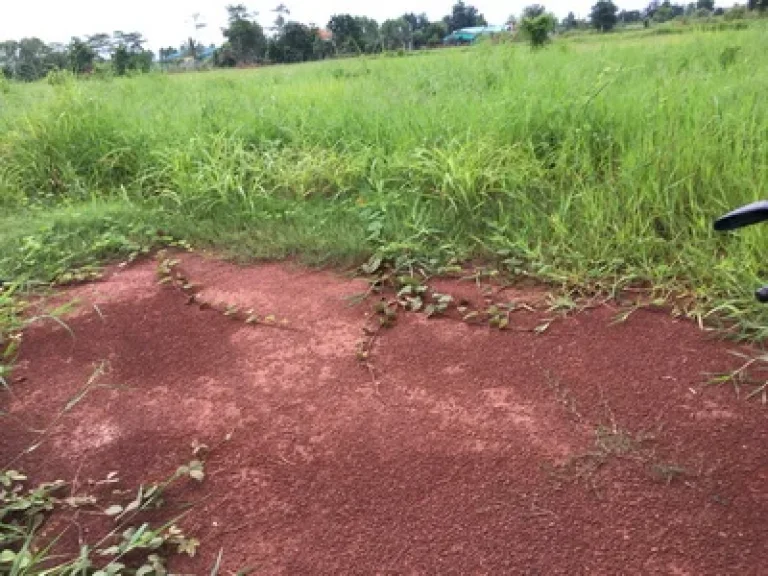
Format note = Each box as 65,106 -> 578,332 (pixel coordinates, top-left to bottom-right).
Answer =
444,25 -> 509,43
164,46 -> 217,61
459,26 -> 508,34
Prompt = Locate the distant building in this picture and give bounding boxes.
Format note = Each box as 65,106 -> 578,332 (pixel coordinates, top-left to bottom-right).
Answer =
163,45 -> 217,63
443,25 -> 510,45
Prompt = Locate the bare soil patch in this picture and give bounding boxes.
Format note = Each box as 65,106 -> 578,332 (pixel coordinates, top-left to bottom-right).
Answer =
3,254 -> 768,575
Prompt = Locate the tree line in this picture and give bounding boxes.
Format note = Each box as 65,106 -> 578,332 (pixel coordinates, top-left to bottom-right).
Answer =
1,0 -> 765,80
0,2 -> 490,80
0,30 -> 153,82
210,1 -> 491,67
502,0 -> 763,48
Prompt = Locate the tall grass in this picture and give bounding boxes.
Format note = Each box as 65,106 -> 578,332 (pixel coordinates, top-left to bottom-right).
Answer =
1,24 -> 767,335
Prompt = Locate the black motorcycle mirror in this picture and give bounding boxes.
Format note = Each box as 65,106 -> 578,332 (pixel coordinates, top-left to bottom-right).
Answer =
714,200 -> 768,303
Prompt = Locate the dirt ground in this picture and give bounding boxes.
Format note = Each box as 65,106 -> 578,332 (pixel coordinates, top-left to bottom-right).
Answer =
3,253 -> 768,575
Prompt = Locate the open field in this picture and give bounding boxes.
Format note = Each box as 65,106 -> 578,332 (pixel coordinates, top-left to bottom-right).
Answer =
1,22 -> 768,574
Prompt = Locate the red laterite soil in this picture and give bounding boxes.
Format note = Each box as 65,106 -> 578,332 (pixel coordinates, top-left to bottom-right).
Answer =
3,254 -> 768,575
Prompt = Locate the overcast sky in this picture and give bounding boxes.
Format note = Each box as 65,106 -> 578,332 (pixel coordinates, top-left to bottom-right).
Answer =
3,0 -> 652,51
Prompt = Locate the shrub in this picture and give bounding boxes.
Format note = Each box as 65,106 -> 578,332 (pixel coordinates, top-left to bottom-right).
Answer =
46,69 -> 76,86
725,4 -> 748,20
520,13 -> 557,47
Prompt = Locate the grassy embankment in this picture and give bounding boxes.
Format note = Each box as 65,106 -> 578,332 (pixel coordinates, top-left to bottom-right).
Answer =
0,23 -> 767,336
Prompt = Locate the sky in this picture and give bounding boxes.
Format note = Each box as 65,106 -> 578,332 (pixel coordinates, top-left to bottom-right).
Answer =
1,0 -> 650,52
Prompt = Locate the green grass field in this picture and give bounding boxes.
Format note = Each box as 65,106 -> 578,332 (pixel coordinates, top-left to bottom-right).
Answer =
1,23 -> 767,337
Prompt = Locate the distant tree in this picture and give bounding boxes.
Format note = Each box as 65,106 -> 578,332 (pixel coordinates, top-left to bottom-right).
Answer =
644,0 -> 661,18
68,37 -> 95,73
523,4 -> 547,19
113,31 -> 147,52
1,38 -> 52,80
184,37 -> 203,59
355,17 -> 381,53
226,4 -> 252,21
671,2 -> 686,16
747,0 -> 767,9
380,18 -> 412,50
112,44 -> 130,75
653,5 -> 672,20
86,33 -> 112,60
618,9 -> 643,22
0,40 -> 15,74
2,34 -> 146,81
159,46 -> 177,62
563,11 -> 578,28
424,21 -> 449,46
724,4 -> 748,18
590,0 -> 619,30
268,21 -> 315,62
443,1 -> 487,33
213,44 -> 237,67
19,39 -> 48,80
652,2 -> 674,21
44,43 -> 69,71
271,3 -> 290,33
402,13 -> 430,48
520,12 -> 556,47
222,4 -> 267,63
327,14 -> 364,53
402,12 -> 430,30
132,50 -> 153,73
0,41 -> 18,79
111,31 -> 152,75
